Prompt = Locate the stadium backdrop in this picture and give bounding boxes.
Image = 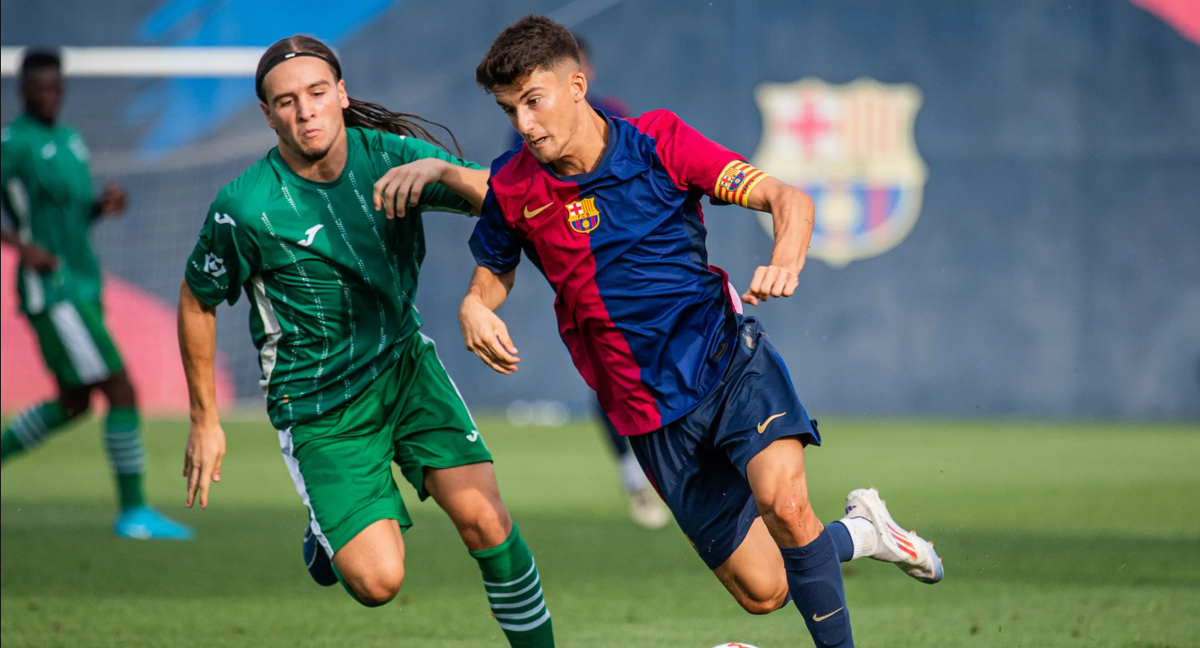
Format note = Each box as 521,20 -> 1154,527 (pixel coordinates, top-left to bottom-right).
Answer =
1,0 -> 1197,419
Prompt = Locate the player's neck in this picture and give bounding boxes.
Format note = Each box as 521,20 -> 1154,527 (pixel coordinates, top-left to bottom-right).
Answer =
24,110 -> 56,127
550,106 -> 608,177
278,127 -> 349,183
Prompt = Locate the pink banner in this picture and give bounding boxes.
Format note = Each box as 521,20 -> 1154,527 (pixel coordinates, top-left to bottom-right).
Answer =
1132,0 -> 1200,45
1,244 -> 234,414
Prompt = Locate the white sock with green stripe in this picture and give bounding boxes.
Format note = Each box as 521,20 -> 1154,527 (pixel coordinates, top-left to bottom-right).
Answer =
469,525 -> 554,647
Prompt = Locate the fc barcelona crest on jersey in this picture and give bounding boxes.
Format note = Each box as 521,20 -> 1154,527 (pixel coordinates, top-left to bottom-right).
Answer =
751,78 -> 927,268
566,197 -> 601,234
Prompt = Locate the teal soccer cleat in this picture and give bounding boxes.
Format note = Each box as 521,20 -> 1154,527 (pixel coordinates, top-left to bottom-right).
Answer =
113,506 -> 195,540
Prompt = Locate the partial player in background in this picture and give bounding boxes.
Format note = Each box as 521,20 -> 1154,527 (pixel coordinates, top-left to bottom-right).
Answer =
597,408 -> 669,529
177,36 -> 553,647
462,17 -> 942,647
0,50 -> 192,541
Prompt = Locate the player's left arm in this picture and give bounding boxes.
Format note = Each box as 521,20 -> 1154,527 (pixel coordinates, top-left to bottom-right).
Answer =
639,110 -> 815,305
739,175 -> 815,306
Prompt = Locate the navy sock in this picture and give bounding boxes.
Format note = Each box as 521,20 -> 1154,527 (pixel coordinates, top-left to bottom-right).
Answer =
780,530 -> 853,647
827,521 -> 854,563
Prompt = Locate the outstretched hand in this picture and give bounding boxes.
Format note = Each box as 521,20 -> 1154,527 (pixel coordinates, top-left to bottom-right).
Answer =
741,264 -> 799,306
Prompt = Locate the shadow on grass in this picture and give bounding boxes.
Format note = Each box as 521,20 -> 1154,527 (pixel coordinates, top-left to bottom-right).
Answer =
2,504 -> 1197,600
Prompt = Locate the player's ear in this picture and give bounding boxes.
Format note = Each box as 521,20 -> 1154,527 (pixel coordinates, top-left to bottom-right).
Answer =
337,79 -> 349,110
259,101 -> 276,130
570,68 -> 588,103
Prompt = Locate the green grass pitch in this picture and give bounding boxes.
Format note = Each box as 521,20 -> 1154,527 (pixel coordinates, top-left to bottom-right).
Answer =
2,415 -> 1198,647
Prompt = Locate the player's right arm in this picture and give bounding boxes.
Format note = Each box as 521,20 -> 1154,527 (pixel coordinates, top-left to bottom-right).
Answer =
460,266 -> 519,374
460,186 -> 523,374
0,127 -> 57,271
178,195 -> 260,508
178,279 -> 225,509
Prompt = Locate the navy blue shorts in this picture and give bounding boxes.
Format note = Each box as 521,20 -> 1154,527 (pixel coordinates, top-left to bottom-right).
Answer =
629,315 -> 820,570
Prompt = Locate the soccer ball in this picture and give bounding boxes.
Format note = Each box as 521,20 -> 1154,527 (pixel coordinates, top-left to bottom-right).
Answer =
710,644 -> 760,648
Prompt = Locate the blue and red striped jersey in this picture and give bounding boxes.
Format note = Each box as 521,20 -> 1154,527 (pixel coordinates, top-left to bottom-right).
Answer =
470,109 -> 767,435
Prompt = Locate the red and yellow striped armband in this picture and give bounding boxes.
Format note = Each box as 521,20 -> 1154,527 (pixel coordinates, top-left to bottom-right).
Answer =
712,161 -> 769,208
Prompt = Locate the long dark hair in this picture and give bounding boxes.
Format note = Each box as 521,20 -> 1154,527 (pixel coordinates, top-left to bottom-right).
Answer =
257,35 -> 462,156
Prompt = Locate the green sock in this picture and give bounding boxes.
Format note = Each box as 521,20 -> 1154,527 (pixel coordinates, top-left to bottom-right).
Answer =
1,401 -> 71,464
470,525 -> 554,648
105,407 -> 146,510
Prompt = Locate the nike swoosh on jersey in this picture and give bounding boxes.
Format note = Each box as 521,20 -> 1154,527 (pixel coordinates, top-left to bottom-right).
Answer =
813,607 -> 843,622
523,202 -> 554,219
757,412 -> 787,434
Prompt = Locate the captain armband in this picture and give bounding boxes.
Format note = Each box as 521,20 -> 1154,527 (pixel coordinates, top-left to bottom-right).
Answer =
712,161 -> 769,208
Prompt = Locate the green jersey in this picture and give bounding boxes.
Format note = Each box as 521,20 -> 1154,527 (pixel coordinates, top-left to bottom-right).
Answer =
0,113 -> 102,315
185,127 -> 480,429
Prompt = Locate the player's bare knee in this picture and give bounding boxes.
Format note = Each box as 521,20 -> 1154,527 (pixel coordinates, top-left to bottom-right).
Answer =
455,503 -> 512,551
58,390 -> 91,419
760,492 -> 813,526
759,494 -> 819,545
350,565 -> 405,607
100,372 -> 137,408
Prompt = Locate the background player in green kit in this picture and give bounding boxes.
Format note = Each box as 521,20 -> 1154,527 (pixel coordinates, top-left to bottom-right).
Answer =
0,49 -> 193,540
176,36 -> 553,647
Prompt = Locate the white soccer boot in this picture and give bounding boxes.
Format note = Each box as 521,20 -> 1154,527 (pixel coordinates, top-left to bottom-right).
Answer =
844,487 -> 943,584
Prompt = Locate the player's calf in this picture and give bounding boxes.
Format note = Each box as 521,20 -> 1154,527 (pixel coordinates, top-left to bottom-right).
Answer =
0,398 -> 85,464
715,518 -> 790,615
747,439 -> 854,647
427,464 -> 554,646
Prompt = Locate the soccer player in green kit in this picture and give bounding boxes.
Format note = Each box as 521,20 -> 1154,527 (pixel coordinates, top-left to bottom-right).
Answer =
0,49 -> 193,540
176,36 -> 553,646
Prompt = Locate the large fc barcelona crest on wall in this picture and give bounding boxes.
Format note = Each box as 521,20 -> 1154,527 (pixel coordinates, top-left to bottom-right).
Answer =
752,78 -> 927,268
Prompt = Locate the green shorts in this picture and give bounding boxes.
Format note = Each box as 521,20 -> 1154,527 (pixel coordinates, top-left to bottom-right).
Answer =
278,332 -> 492,557
27,300 -> 124,388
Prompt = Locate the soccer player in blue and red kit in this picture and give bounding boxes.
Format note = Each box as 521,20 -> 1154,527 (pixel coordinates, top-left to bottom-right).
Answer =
459,16 -> 943,647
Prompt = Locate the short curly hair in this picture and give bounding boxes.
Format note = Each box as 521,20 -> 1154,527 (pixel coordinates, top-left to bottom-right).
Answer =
476,15 -> 580,93
20,48 -> 62,80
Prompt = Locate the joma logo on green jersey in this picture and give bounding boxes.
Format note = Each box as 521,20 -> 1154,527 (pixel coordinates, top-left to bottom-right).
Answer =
297,225 -> 324,247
